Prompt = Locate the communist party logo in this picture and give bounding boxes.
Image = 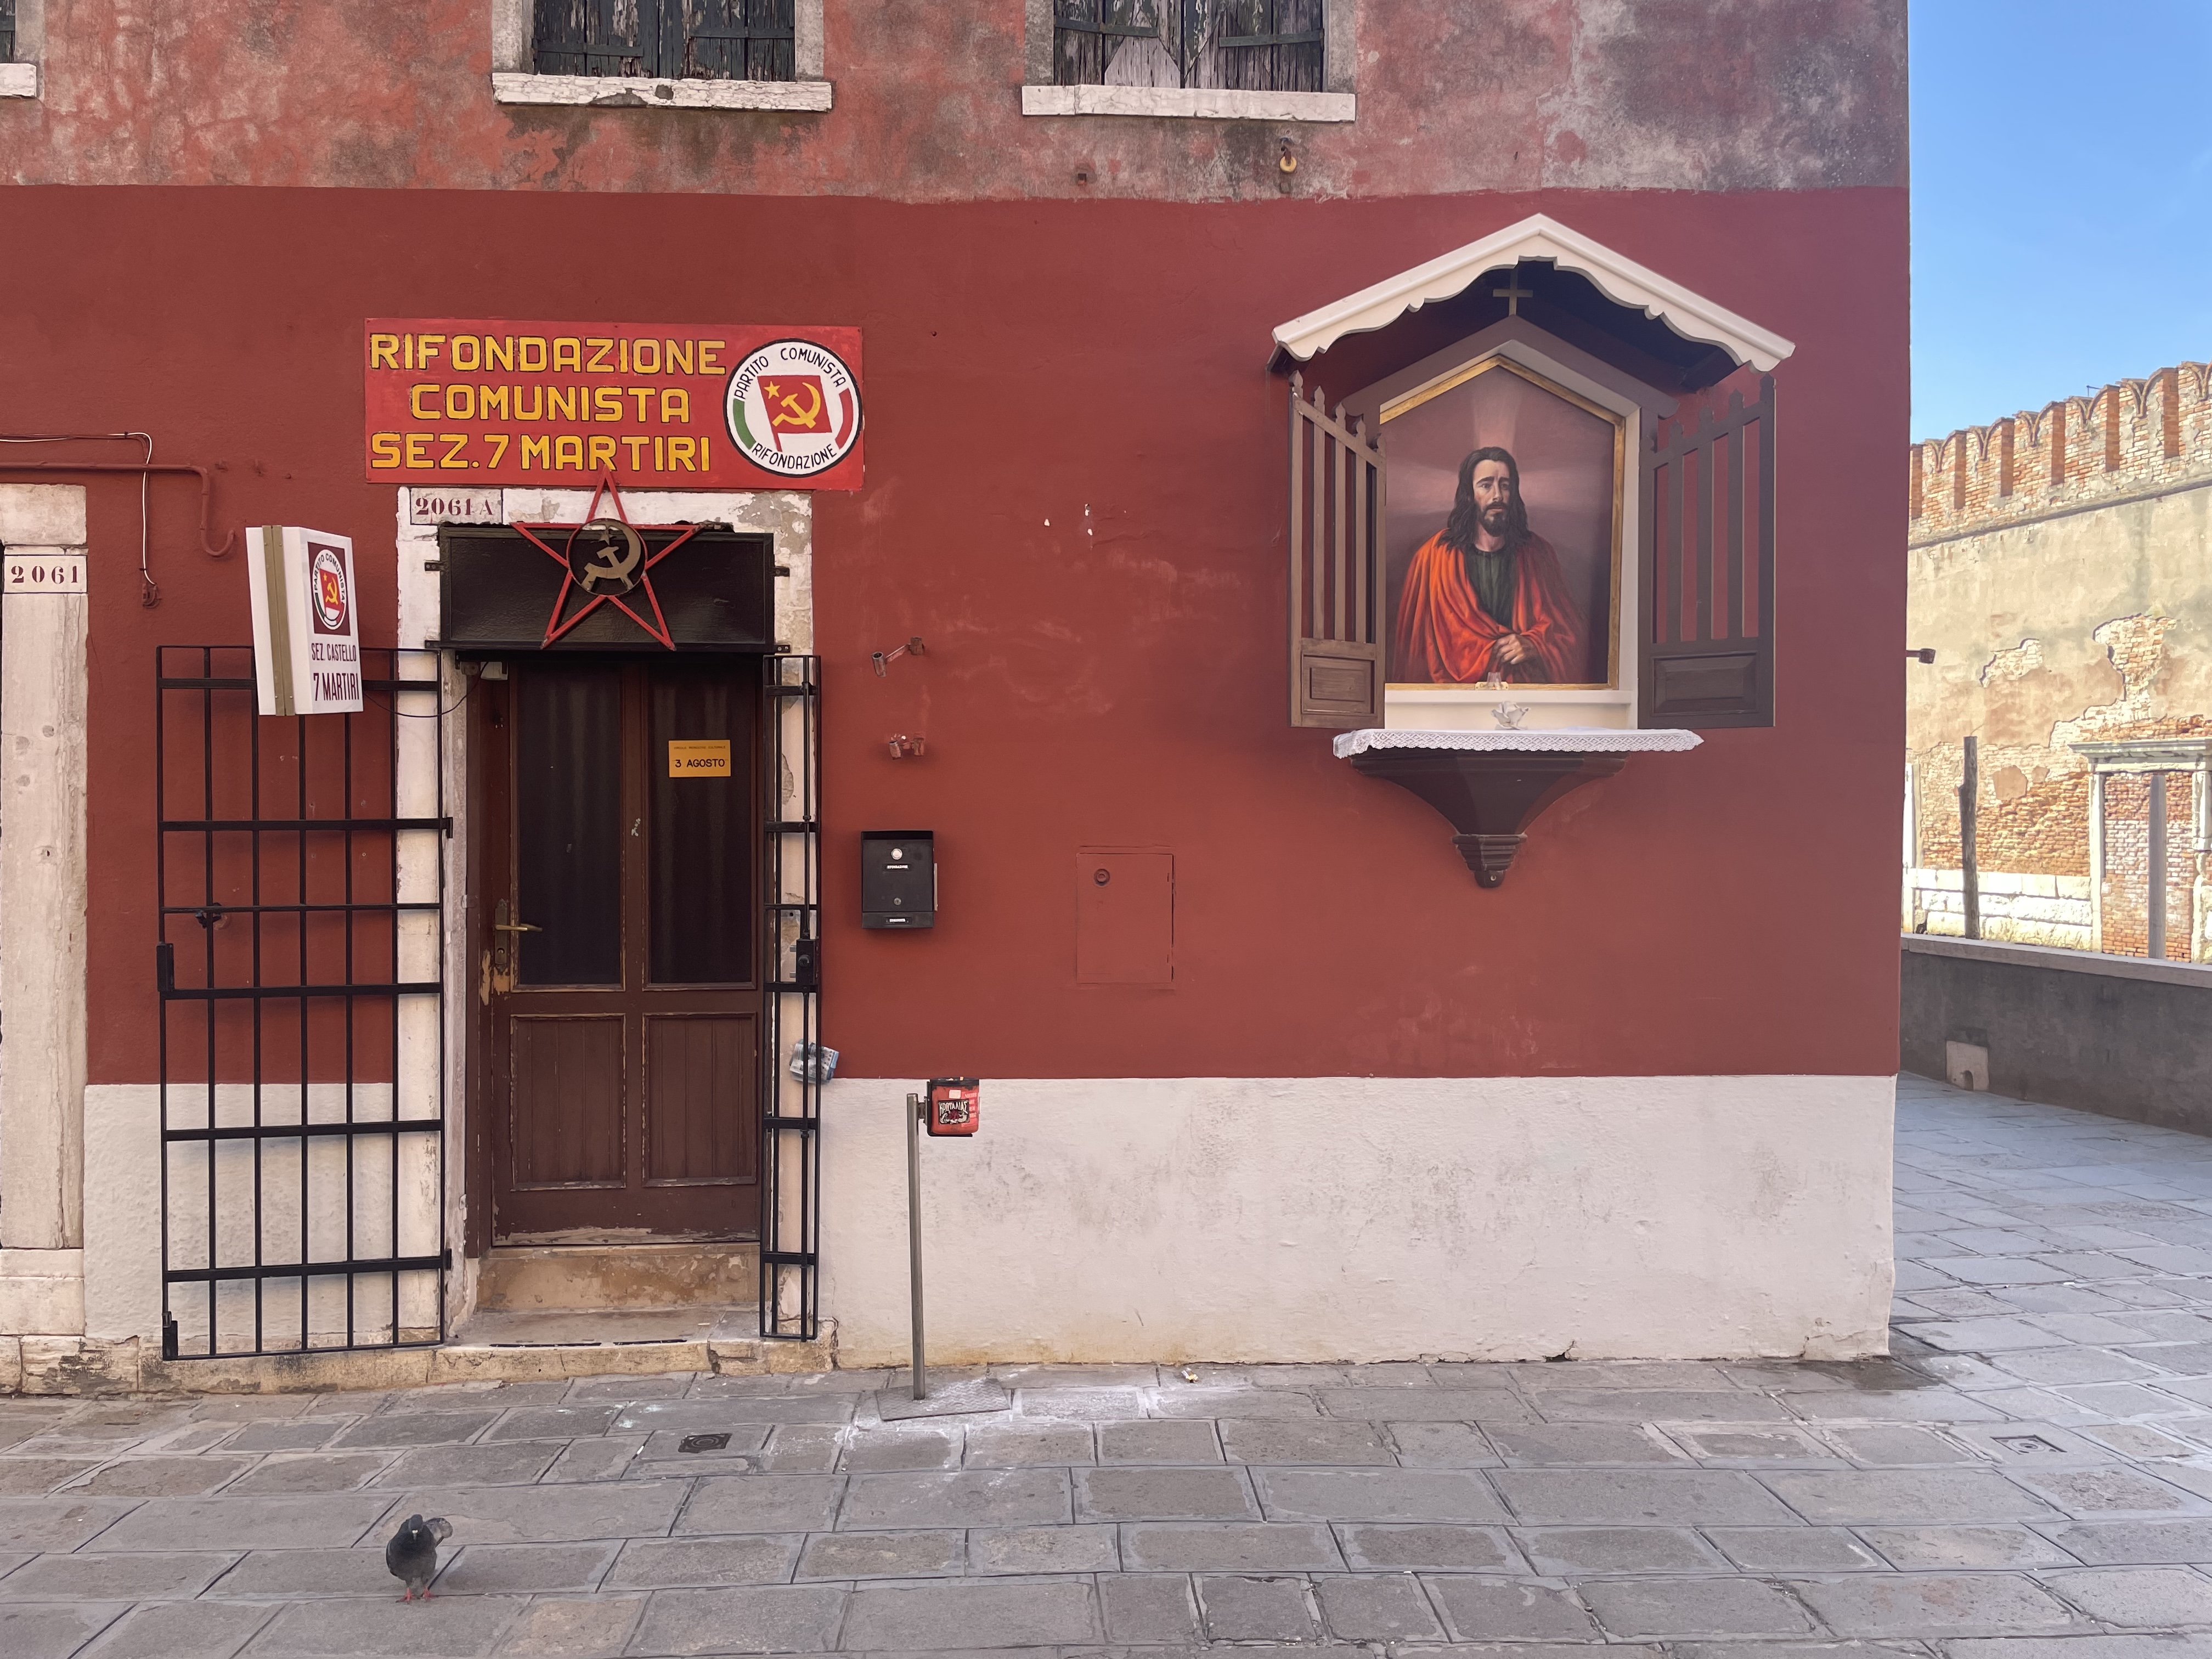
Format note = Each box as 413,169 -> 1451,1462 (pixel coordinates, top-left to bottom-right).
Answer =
309,544 -> 351,634
725,340 -> 861,478
764,376 -> 825,447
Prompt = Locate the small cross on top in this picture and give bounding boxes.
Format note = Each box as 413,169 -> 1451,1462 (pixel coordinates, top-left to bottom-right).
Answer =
1493,276 -> 1535,317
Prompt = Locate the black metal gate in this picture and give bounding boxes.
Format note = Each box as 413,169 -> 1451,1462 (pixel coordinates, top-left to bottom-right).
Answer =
155,646 -> 450,1359
760,653 -> 822,1339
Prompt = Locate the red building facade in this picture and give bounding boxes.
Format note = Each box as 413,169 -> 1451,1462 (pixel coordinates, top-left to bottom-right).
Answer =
0,1 -> 1908,1388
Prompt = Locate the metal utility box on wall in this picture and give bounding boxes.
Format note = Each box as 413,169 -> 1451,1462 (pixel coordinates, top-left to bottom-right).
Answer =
862,831 -> 936,929
1076,849 -> 1173,985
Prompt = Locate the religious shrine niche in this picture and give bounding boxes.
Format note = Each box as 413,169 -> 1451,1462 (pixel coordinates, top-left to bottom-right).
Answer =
1270,213 -> 1794,884
1382,356 -> 1624,693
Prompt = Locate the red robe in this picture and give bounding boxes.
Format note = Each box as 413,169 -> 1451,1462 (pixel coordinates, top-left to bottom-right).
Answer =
1392,529 -> 1586,684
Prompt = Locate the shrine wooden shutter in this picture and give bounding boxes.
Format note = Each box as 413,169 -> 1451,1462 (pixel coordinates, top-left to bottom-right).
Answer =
1639,374 -> 1776,729
1288,374 -> 1384,729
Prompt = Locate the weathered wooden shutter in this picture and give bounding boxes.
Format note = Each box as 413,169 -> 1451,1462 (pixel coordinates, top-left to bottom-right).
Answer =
1288,373 -> 1384,729
685,0 -> 798,81
533,0 -> 653,76
1639,374 -> 1776,729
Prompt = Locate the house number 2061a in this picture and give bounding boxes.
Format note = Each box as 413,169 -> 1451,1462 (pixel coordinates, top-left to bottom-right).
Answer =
3,556 -> 86,594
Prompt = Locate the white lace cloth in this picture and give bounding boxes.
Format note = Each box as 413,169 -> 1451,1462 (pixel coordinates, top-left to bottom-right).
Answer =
1333,726 -> 1704,758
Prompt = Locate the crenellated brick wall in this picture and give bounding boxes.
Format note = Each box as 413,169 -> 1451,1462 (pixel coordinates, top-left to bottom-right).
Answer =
1910,362 -> 2212,541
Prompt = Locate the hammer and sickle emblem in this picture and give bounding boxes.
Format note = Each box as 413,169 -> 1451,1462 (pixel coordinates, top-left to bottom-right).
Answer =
572,519 -> 645,594
774,382 -> 823,431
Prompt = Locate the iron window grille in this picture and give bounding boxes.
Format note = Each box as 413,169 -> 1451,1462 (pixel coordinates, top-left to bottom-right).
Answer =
1053,0 -> 1322,92
1,1 -> 15,63
760,653 -> 823,1340
533,0 -> 797,81
154,646 -> 450,1359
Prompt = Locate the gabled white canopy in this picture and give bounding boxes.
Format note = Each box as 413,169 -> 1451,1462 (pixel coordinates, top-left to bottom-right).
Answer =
1268,212 -> 1796,374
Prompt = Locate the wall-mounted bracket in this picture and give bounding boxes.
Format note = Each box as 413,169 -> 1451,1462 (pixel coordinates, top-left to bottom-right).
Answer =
1335,727 -> 1701,887
873,636 -> 926,676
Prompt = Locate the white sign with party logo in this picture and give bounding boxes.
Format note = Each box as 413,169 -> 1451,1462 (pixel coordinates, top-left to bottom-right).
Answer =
247,524 -> 364,716
724,338 -> 862,478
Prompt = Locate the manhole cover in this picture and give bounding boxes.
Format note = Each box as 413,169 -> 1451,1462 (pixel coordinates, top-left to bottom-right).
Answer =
679,1433 -> 731,1454
1995,1434 -> 2063,1455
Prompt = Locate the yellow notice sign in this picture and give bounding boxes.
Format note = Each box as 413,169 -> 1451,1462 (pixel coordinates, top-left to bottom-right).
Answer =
668,740 -> 732,778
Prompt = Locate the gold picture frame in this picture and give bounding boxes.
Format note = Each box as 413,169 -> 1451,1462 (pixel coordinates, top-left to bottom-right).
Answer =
1380,355 -> 1626,691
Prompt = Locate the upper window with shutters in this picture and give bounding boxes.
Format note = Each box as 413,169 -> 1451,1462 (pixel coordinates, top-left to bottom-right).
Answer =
490,0 -> 831,111
1,0 -> 40,98
1272,216 -> 1795,735
1022,0 -> 1355,121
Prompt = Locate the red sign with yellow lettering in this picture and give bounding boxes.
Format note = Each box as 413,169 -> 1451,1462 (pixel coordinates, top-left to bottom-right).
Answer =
363,320 -> 862,491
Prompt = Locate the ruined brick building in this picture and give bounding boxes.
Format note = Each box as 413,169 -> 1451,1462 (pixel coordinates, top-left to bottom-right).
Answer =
1906,360 -> 2212,958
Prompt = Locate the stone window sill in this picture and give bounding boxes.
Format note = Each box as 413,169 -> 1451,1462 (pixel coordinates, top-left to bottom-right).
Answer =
1020,84 -> 1352,122
0,64 -> 38,98
490,72 -> 831,111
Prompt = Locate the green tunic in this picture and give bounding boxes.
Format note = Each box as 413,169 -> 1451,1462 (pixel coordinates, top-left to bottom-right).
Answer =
1462,544 -> 1517,627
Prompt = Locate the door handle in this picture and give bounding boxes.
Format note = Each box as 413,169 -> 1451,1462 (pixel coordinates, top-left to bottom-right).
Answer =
490,899 -> 534,983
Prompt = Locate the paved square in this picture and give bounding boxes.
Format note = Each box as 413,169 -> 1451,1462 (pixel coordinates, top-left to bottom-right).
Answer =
10,1075 -> 2212,1651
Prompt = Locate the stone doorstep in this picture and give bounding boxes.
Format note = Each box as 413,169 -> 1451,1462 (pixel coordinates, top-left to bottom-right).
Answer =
475,1241 -> 762,1314
0,1324 -> 838,1397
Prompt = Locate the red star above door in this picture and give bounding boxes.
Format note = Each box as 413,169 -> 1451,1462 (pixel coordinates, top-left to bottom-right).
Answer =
512,476 -> 702,650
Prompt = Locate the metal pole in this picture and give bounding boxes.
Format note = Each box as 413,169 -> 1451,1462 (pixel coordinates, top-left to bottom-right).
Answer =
1960,736 -> 1980,941
906,1090 -> 926,1400
2150,772 -> 2169,960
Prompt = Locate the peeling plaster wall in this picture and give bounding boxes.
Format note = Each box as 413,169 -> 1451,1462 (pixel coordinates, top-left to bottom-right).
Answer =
0,0 -> 1907,199
1906,373 -> 2212,956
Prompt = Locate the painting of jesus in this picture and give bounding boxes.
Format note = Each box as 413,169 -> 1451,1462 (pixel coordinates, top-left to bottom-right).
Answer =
1383,357 -> 1622,687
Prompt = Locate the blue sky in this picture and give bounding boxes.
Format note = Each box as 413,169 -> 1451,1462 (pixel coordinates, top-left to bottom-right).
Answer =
1911,1 -> 2212,440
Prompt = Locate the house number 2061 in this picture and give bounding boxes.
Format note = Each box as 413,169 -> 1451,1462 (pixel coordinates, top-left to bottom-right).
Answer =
4,557 -> 87,595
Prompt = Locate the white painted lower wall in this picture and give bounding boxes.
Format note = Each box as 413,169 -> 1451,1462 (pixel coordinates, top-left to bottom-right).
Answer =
59,1073 -> 1892,1372
80,1084 -> 442,1354
821,1075 -> 1895,1368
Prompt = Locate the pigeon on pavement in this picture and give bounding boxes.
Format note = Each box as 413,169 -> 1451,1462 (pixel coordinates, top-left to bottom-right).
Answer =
385,1513 -> 452,1602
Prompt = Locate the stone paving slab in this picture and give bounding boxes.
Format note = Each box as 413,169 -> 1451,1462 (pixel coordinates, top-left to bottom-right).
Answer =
1074,1466 -> 1252,1522
627,1584 -> 845,1654
19,1079 -> 2212,1650
1119,1521 -> 1345,1572
0,1550 -> 236,1602
1491,1468 -> 1801,1525
842,1469 -> 1069,1530
677,1476 -> 844,1535
92,1493 -> 397,1552
215,1548 -> 415,1598
225,1453 -> 394,1494
397,1481 -> 691,1544
243,1592 -> 531,1655
78,1599 -> 276,1659
0,1602 -> 129,1659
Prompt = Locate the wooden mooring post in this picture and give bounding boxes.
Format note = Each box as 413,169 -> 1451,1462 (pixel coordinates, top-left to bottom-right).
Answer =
1960,736 -> 1980,941
2149,771 -> 2169,961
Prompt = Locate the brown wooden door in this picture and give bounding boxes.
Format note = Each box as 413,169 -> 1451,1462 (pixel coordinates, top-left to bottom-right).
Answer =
478,657 -> 761,1241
